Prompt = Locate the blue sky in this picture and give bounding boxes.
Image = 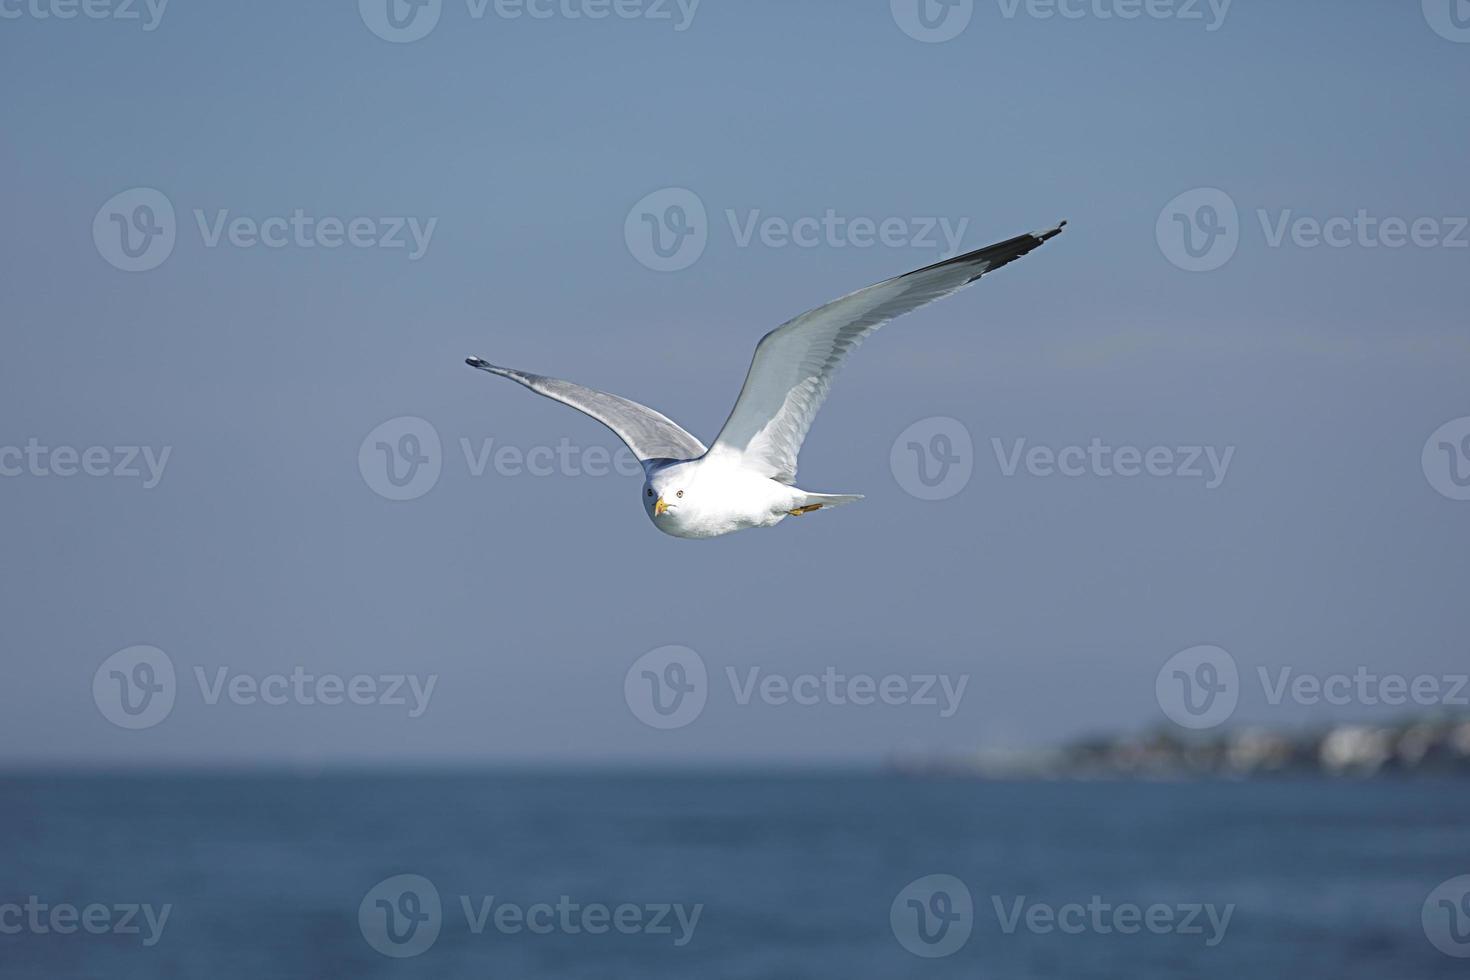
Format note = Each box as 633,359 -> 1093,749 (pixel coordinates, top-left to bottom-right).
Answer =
1,0 -> 1467,765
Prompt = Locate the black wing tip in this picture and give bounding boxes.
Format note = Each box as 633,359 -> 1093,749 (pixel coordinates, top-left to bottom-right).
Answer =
1034,219 -> 1067,241
466,356 -> 493,370
903,218 -> 1067,282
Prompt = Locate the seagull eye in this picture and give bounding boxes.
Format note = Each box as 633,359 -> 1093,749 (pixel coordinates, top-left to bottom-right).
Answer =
676,490 -> 684,498
646,488 -> 653,497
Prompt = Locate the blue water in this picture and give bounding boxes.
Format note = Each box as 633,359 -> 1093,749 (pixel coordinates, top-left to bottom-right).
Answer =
2,773 -> 1467,978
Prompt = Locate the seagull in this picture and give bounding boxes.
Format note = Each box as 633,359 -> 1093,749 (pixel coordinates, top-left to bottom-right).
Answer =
467,220 -> 1065,539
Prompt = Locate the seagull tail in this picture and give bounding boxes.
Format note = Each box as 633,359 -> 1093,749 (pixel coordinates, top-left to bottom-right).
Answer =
794,491 -> 864,512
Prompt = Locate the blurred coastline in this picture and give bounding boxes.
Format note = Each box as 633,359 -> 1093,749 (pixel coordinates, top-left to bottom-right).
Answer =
889,715 -> 1470,780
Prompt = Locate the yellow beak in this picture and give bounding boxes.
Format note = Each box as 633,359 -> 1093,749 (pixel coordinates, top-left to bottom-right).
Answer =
654,497 -> 668,516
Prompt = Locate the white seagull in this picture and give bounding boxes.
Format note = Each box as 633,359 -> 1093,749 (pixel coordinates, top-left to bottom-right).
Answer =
468,221 -> 1065,539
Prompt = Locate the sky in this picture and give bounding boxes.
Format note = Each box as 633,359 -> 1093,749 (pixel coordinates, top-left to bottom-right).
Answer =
1,0 -> 1467,767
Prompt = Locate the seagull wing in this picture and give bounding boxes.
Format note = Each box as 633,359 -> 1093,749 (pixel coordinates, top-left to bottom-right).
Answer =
707,221 -> 1066,484
466,358 -> 707,465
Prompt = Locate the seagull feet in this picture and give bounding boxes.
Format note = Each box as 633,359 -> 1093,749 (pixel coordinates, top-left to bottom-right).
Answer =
787,504 -> 824,516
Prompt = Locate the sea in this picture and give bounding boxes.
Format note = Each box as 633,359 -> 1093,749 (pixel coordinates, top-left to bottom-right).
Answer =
2,772 -> 1467,979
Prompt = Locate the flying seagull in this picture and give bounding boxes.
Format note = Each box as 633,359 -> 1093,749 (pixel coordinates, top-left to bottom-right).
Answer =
467,220 -> 1065,539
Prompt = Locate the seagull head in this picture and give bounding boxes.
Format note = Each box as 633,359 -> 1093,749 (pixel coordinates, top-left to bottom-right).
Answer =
645,483 -> 683,519
643,463 -> 695,526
